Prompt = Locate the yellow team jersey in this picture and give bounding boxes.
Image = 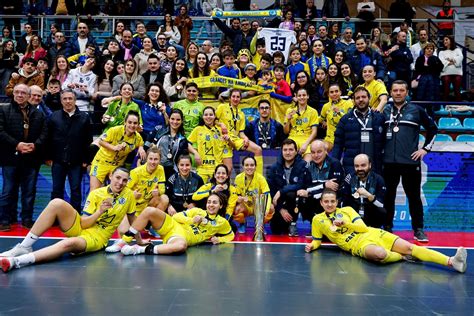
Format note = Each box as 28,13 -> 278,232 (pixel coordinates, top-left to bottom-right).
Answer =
360,80 -> 388,110
127,164 -> 166,212
319,99 -> 353,144
216,104 -> 246,138
234,172 -> 271,213
93,125 -> 144,166
192,183 -> 238,219
188,125 -> 228,172
82,186 -> 136,241
284,105 -> 319,141
310,207 -> 369,253
169,208 -> 234,246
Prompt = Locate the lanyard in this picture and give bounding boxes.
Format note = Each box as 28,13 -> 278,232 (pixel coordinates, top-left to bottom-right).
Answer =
354,109 -> 371,130
389,102 -> 407,128
20,105 -> 30,140
180,176 -> 190,203
167,134 -> 177,159
230,105 -> 239,131
257,121 -> 270,145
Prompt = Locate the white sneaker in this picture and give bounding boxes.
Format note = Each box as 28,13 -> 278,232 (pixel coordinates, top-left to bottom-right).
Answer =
105,240 -> 126,253
0,244 -> 32,257
451,247 -> 467,273
121,244 -> 142,256
1,257 -> 15,272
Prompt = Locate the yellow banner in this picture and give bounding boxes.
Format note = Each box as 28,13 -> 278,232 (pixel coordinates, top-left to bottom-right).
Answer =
200,94 -> 293,125
212,9 -> 282,18
188,75 -> 274,94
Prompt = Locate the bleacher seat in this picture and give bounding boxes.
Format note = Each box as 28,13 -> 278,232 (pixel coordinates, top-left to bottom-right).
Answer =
438,117 -> 464,131
456,134 -> 474,142
435,134 -> 453,142
434,106 -> 449,116
463,118 -> 474,131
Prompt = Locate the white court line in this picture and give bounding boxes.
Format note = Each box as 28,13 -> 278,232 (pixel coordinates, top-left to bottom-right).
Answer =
1,235 -> 473,250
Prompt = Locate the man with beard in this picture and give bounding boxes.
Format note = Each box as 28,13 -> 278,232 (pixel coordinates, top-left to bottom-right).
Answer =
268,139 -> 309,236
332,86 -> 385,175
343,154 -> 386,228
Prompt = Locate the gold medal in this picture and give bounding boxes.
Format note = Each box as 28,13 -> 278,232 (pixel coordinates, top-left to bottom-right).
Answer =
201,218 -> 208,225
294,206 -> 299,214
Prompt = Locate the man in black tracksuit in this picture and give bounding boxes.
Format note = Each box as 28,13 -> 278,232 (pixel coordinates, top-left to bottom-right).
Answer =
382,80 -> 437,242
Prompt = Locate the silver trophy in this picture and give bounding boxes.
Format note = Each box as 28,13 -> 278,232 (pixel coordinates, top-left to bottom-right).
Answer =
253,194 -> 268,242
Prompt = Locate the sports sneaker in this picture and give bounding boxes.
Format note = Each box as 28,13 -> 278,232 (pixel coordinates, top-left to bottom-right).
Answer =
105,240 -> 126,253
450,247 -> 467,273
238,223 -> 246,234
0,244 -> 32,257
1,257 -> 15,273
414,229 -> 429,242
288,222 -> 299,237
121,244 -> 142,256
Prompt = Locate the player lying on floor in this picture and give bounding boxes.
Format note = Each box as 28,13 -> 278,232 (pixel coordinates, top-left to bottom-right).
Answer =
109,191 -> 235,256
305,189 -> 467,273
1,167 -> 135,273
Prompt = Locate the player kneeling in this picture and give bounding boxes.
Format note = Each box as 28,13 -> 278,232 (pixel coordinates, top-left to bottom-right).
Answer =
305,189 -> 467,273
117,192 -> 234,256
1,168 -> 135,273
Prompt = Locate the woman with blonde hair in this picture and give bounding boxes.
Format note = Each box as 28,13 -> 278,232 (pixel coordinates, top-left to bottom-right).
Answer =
112,58 -> 146,99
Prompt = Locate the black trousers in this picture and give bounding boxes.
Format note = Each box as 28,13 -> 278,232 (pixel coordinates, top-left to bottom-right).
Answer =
270,191 -> 299,234
383,163 -> 424,230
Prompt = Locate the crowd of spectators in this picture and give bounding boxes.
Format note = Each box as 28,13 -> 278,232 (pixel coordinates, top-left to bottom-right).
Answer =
0,1 -> 465,242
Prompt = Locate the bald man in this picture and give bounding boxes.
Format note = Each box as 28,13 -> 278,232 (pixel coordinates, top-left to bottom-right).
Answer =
343,153 -> 386,228
29,85 -> 52,118
297,140 -> 345,220
0,84 -> 48,231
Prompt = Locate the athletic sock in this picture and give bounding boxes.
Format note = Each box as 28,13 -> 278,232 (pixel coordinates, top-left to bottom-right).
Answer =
128,227 -> 138,235
144,244 -> 157,255
14,253 -> 35,268
382,250 -> 403,263
255,155 -> 264,174
412,245 -> 449,266
20,232 -> 39,248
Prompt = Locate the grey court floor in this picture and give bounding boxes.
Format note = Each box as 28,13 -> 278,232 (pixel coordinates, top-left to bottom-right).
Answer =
0,238 -> 472,316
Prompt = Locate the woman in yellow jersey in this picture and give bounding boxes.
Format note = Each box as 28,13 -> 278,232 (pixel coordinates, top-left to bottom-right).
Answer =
105,147 -> 169,253
319,83 -> 353,151
216,89 -> 263,174
189,52 -> 218,100
193,164 -> 238,222
188,106 -> 231,183
360,64 -> 388,112
305,190 -> 467,273
119,192 -> 235,256
90,111 -> 146,191
233,156 -> 275,233
1,168 -> 136,273
283,87 -> 319,161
